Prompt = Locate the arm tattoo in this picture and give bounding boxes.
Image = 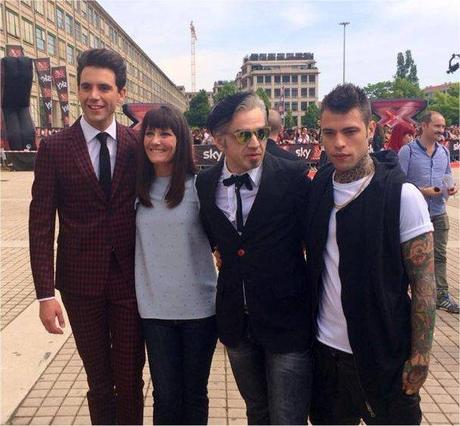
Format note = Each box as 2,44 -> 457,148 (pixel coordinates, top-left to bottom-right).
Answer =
401,232 -> 436,389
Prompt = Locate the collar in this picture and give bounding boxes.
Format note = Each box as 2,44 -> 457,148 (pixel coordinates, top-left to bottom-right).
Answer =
416,138 -> 439,154
80,115 -> 117,144
222,160 -> 263,188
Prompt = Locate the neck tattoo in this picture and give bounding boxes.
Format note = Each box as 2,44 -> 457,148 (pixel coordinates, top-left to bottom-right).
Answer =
334,155 -> 374,184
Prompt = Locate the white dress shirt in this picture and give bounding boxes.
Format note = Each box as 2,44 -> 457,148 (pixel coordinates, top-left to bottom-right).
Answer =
80,115 -> 117,178
215,161 -> 263,232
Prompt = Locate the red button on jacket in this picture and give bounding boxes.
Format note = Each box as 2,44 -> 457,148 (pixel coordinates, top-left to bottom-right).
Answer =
237,249 -> 245,257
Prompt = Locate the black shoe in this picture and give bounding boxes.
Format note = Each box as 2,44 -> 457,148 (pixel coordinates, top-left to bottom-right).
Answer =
436,296 -> 460,314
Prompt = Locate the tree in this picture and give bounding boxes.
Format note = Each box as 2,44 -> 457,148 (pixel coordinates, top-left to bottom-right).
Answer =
363,81 -> 394,99
392,77 -> 423,98
394,50 -> 419,85
428,83 -> 459,125
284,110 -> 296,128
213,82 -> 238,103
255,88 -> 271,110
301,102 -> 320,128
185,90 -> 210,128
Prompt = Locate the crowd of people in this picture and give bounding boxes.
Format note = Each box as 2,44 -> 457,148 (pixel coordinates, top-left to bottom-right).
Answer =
28,47 -> 458,426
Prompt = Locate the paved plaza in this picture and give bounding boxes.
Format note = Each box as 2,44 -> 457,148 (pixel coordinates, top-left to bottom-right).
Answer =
1,169 -> 459,425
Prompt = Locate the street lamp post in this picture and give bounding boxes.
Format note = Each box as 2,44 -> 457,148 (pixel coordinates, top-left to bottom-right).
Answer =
339,22 -> 350,83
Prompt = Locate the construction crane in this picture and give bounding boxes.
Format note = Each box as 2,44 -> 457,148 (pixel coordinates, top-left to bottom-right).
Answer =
190,21 -> 197,93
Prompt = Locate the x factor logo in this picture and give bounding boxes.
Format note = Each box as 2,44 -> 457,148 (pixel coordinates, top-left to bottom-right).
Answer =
122,103 -> 165,129
371,99 -> 427,128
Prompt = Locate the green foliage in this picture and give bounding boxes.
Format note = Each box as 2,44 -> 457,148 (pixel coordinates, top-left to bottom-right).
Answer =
363,81 -> 394,99
213,82 -> 238,103
392,77 -> 423,98
284,110 -> 296,128
428,83 -> 459,125
255,88 -> 271,110
185,90 -> 211,128
301,102 -> 320,128
394,50 -> 419,85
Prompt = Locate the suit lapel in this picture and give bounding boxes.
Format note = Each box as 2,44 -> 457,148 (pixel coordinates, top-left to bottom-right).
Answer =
69,118 -> 107,202
110,123 -> 129,200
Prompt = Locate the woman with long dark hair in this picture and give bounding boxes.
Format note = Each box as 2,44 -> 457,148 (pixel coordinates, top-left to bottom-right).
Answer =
135,105 -> 217,425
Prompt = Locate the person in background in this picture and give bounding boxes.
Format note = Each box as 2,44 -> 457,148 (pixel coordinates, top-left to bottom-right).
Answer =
266,109 -> 302,161
387,122 -> 415,153
398,111 -> 459,314
135,105 -> 218,424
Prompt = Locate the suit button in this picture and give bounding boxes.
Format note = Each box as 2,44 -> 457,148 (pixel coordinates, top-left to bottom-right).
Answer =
237,249 -> 245,257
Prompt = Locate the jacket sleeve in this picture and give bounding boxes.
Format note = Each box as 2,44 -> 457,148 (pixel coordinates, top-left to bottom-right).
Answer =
29,138 -> 58,299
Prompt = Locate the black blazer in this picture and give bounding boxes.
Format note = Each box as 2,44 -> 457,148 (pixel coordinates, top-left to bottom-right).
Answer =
266,138 -> 302,161
196,152 -> 312,353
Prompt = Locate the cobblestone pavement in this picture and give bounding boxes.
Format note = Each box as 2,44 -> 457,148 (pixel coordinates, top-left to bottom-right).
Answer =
1,170 -> 459,425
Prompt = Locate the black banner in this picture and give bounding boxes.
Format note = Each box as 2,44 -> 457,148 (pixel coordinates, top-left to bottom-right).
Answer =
51,66 -> 70,127
33,58 -> 52,128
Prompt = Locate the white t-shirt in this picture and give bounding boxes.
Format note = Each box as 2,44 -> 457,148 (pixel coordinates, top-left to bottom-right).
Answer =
316,177 -> 434,354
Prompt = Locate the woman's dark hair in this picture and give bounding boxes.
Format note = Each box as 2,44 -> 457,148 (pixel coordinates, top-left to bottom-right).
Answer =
77,48 -> 126,90
136,105 -> 196,208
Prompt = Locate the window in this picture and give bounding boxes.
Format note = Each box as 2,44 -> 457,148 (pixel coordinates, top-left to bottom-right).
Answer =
35,25 -> 46,51
65,14 -> 73,35
58,38 -> 66,59
21,0 -> 32,7
264,75 -> 271,84
292,102 -> 298,111
34,1 -> 45,15
285,102 -> 290,111
47,32 -> 56,56
6,9 -> 20,37
47,1 -> 55,22
301,102 -> 308,111
22,18 -> 34,44
309,88 -> 316,97
81,27 -> 88,45
257,76 -> 263,84
89,33 -> 95,48
265,89 -> 271,98
56,7 -> 64,29
292,88 -> 298,97
274,75 -> 280,83
75,21 -> 81,42
301,75 -> 308,83
301,88 -> 308,97
67,44 -> 74,64
282,75 -> 290,83
80,0 -> 87,17
284,88 -> 290,98
0,4 -> 3,32
274,88 -> 281,97
69,73 -> 77,93
292,75 -> 298,83
309,74 -> 316,83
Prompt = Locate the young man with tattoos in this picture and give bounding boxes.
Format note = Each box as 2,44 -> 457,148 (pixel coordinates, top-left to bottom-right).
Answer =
306,84 -> 436,424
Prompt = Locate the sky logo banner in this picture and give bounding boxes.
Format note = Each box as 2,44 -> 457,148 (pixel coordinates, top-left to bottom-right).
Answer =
34,58 -> 52,128
51,66 -> 69,127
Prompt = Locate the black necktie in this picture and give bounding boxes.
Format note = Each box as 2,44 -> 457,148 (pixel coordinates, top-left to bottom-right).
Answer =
223,173 -> 253,232
96,132 -> 111,200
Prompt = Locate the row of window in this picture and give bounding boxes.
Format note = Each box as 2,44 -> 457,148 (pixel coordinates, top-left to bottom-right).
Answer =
256,74 -> 316,84
264,87 -> 316,98
273,101 -> 311,112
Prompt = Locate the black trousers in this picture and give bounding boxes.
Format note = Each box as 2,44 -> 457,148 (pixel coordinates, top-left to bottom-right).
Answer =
309,341 -> 422,425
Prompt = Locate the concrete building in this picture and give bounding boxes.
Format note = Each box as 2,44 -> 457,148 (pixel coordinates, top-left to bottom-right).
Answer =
422,83 -> 456,100
0,0 -> 187,128
235,52 -> 320,126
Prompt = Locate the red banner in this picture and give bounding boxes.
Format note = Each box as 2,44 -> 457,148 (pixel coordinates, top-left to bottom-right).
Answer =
6,45 -> 24,57
33,58 -> 52,128
51,66 -> 70,127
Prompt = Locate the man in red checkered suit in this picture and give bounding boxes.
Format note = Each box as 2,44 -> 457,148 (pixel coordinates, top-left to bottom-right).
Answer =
29,49 -> 145,425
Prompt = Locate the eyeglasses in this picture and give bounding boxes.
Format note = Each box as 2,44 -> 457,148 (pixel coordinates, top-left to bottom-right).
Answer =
232,127 -> 270,145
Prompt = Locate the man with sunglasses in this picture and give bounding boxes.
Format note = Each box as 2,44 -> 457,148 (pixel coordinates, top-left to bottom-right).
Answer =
196,92 -> 312,425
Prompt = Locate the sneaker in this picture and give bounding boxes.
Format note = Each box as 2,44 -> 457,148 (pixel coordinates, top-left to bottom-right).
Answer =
436,296 -> 460,314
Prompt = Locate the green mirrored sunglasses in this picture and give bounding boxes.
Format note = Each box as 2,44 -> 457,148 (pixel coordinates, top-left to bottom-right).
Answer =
232,127 -> 270,145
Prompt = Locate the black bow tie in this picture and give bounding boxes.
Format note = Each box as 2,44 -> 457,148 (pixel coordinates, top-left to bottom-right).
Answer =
223,173 -> 253,191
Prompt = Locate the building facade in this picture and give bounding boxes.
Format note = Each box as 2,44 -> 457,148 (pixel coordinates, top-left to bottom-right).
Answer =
235,52 -> 320,127
0,0 -> 187,128
422,83 -> 455,100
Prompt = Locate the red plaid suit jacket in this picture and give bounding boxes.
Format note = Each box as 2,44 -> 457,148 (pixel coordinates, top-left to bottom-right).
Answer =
29,118 -> 139,299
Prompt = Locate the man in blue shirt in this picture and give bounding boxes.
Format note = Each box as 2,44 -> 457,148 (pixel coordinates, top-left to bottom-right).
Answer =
399,111 -> 459,313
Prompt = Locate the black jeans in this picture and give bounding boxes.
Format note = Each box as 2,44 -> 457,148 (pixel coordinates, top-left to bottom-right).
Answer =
142,316 -> 217,425
310,341 -> 422,425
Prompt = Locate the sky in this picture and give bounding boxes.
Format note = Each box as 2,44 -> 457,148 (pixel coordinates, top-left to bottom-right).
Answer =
98,0 -> 460,98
